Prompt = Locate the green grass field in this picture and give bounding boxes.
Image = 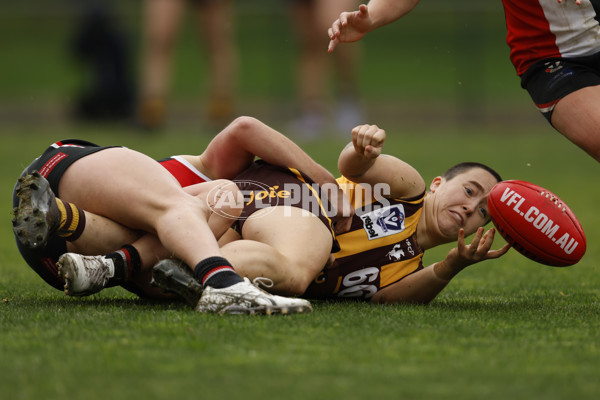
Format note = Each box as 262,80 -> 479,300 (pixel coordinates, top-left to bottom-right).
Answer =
1,2 -> 599,399
1,125 -> 598,400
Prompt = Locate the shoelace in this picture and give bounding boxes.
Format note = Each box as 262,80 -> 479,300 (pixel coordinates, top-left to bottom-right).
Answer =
252,276 -> 274,289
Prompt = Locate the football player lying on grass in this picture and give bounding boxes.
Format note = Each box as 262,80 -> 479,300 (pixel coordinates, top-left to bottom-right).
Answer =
187,124 -> 512,304
13,117 -> 510,307
12,116 -> 350,315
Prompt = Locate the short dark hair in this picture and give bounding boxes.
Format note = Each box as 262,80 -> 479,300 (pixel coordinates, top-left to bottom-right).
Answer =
442,162 -> 502,183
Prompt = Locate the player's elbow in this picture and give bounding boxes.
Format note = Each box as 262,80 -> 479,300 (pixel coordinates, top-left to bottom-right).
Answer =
229,116 -> 262,136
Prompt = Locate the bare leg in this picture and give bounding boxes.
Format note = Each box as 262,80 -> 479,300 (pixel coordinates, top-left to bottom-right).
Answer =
58,147 -> 222,268
60,183 -> 240,299
220,206 -> 333,296
551,85 -> 600,162
291,0 -> 327,114
194,0 -> 237,124
137,0 -> 185,127
289,0 -> 363,135
66,211 -> 141,255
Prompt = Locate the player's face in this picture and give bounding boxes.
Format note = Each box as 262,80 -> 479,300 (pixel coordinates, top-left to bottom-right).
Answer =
429,168 -> 498,240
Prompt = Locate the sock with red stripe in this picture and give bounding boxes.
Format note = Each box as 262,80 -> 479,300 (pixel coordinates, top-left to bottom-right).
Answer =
194,256 -> 243,289
106,244 -> 142,283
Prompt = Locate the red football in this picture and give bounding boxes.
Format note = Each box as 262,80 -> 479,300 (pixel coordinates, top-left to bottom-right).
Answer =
487,180 -> 586,267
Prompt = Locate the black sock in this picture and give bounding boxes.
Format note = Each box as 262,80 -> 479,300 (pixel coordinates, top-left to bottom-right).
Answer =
193,256 -> 243,289
106,244 -> 141,283
56,198 -> 86,241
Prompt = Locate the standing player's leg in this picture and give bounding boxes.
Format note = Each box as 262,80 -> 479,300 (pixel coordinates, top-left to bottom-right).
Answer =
551,85 -> 600,162
137,0 -> 184,129
194,0 -> 237,125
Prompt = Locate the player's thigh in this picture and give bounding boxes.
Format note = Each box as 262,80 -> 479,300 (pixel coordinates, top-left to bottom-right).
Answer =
316,0 -> 358,29
552,85 -> 600,160
58,147 -> 189,231
142,0 -> 184,42
185,180 -> 242,239
241,206 -> 333,274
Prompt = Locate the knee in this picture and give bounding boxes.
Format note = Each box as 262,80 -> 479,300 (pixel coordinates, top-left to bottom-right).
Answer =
277,276 -> 312,297
230,116 -> 261,133
275,261 -> 322,297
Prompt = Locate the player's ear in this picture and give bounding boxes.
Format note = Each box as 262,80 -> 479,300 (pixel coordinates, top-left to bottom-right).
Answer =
429,176 -> 443,193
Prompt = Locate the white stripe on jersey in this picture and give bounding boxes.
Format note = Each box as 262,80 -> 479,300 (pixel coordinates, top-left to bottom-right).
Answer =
539,0 -> 600,57
51,142 -> 85,149
171,155 -> 212,182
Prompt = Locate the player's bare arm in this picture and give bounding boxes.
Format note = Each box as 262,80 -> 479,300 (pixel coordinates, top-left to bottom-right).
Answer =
328,0 -> 421,52
189,116 -> 354,232
337,124 -> 425,199
371,228 -> 510,305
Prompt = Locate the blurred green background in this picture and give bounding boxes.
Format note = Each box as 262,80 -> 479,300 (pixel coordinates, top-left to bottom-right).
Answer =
0,0 -> 540,132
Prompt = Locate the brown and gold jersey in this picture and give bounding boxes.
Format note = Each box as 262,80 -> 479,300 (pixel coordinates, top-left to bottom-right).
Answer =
304,176 -> 426,301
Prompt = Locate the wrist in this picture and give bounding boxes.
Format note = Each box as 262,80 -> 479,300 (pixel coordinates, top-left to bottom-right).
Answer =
433,260 -> 461,282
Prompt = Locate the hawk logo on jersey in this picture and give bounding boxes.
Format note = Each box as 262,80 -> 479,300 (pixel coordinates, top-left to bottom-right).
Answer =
360,205 -> 406,240
387,243 -> 405,261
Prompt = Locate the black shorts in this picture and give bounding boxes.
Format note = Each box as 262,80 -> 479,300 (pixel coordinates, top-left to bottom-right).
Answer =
12,139 -> 117,291
232,161 -> 340,252
520,51 -> 600,123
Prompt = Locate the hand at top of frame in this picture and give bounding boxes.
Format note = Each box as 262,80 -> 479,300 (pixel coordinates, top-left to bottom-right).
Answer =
328,4 -> 372,53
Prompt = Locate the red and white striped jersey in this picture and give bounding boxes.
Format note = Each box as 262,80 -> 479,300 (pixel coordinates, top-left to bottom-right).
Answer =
158,156 -> 211,187
502,0 -> 600,75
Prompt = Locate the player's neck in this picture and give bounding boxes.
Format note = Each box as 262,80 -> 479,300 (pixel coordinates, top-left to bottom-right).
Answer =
418,196 -> 450,250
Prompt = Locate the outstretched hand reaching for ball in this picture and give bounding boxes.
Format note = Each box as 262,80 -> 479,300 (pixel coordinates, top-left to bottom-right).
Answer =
442,227 -> 511,274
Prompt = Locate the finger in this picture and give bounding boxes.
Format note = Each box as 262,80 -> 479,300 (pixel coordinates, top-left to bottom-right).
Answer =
356,125 -> 370,149
351,124 -> 363,141
359,4 -> 368,15
478,227 -> 494,248
485,243 -> 512,259
362,125 -> 379,148
328,38 -> 339,53
329,20 -> 341,38
469,227 -> 484,251
365,124 -> 379,139
475,229 -> 498,258
364,145 -> 378,158
371,127 -> 385,147
340,13 -> 348,27
352,125 -> 366,151
457,228 -> 466,249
